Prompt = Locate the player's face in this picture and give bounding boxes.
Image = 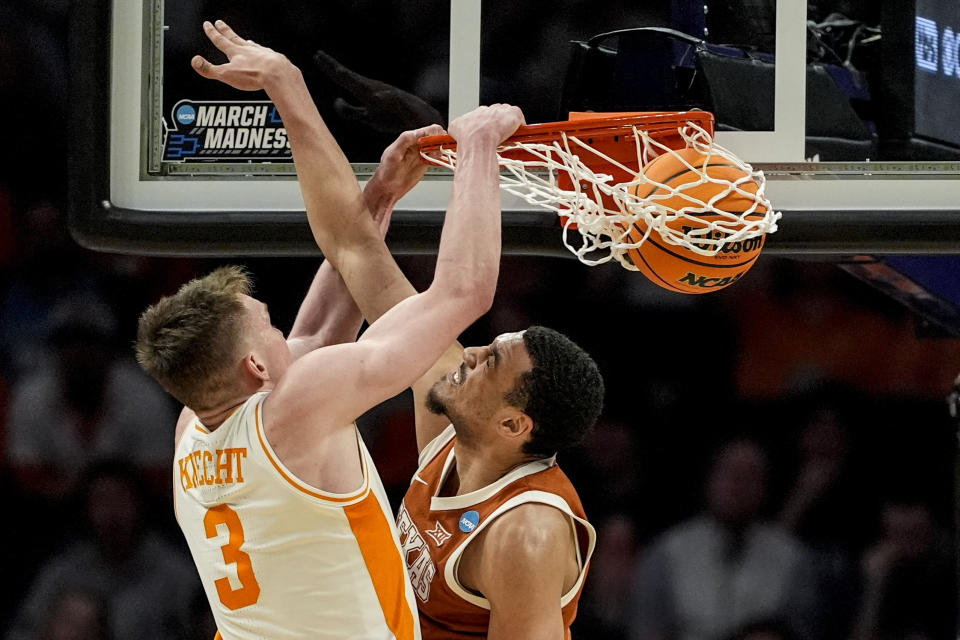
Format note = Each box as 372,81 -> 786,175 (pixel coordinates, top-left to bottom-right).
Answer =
240,294 -> 292,381
427,332 -> 533,436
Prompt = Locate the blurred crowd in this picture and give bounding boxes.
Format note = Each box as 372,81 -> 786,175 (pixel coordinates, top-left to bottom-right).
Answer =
1,1 -> 958,639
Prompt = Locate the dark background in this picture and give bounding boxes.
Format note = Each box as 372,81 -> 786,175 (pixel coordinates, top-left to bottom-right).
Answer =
1,1 -> 958,639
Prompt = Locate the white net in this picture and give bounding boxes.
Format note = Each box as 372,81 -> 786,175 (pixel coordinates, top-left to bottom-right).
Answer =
423,122 -> 781,270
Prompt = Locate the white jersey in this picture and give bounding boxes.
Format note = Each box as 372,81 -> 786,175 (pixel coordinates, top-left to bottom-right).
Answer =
173,392 -> 420,640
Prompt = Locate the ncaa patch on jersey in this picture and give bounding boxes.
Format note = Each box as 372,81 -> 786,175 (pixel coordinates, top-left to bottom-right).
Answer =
459,510 -> 480,533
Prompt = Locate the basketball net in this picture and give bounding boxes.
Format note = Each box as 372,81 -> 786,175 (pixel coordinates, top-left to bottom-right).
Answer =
423,122 -> 781,270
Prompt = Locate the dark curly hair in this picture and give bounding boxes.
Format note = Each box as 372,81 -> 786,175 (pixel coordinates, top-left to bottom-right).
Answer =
504,326 -> 604,457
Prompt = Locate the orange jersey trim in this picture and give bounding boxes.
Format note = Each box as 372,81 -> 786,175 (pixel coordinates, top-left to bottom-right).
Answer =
344,493 -> 417,640
254,400 -> 369,503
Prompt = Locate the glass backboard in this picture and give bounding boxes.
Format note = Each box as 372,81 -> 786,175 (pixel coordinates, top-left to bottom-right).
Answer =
69,0 -> 960,258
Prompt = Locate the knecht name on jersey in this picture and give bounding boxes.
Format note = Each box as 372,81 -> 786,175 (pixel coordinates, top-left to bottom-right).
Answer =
163,100 -> 293,162
177,447 -> 248,491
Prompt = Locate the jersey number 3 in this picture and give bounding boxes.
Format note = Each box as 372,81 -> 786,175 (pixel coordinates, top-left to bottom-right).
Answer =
205,505 -> 261,610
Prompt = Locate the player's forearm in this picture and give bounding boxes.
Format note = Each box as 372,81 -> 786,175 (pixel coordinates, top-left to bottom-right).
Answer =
362,173 -> 401,227
354,135 -> 504,399
265,65 -> 427,324
288,261 -> 363,350
336,174 -> 419,323
288,173 -> 427,350
261,63 -> 374,264
430,135 -> 501,313
487,615 -> 564,640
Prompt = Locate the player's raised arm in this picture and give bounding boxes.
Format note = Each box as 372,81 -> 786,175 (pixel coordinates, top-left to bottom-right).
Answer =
192,20 -> 411,307
284,123 -> 464,445
284,127 -> 441,358
339,126 -> 470,450
192,20 -> 525,436
271,104 -> 523,429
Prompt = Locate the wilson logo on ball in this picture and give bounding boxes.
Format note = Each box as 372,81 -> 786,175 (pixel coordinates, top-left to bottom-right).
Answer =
623,147 -> 769,294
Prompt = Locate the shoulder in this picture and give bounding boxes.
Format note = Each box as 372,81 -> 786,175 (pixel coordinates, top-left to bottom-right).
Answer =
260,346 -> 344,423
477,502 -> 572,568
461,502 -> 574,606
265,340 -> 370,424
174,406 -> 198,445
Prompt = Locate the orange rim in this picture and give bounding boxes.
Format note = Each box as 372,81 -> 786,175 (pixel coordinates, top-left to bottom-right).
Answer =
418,111 -> 715,163
418,110 -> 717,232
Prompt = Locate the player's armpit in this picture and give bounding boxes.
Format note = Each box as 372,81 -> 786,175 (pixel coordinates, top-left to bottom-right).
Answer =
464,504 -> 576,640
332,233 -> 414,326
264,341 -> 384,434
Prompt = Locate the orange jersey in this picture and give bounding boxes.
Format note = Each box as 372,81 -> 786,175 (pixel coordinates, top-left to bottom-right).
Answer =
398,426 -> 595,639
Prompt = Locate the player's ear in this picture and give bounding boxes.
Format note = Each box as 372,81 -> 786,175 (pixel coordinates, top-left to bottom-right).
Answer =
498,411 -> 533,441
243,352 -> 270,382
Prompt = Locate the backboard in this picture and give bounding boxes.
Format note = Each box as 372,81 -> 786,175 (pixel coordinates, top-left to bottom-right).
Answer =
72,0 -> 960,255
68,0 -> 960,331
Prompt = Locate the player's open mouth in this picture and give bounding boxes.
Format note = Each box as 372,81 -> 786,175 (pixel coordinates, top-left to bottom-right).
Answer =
450,362 -> 466,385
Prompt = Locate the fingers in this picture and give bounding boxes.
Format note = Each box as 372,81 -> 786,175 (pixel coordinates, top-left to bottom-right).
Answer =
490,103 -> 525,127
213,20 -> 248,47
203,20 -> 250,57
202,20 -> 236,57
404,125 -> 446,149
387,124 -> 445,156
398,125 -> 443,149
495,103 -> 526,138
413,124 -> 446,139
447,103 -> 524,144
191,55 -> 220,80
513,105 -> 526,127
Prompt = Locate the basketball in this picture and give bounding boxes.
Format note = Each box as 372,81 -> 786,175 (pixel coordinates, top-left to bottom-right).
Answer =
622,147 -> 768,294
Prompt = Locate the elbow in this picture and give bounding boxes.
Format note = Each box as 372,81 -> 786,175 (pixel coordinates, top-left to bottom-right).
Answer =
306,224 -> 340,262
472,278 -> 496,315
474,260 -> 499,312
460,290 -> 494,323
431,270 -> 496,321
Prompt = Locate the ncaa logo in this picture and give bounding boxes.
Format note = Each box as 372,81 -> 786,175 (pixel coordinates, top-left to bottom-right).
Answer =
459,510 -> 480,533
176,104 -> 197,125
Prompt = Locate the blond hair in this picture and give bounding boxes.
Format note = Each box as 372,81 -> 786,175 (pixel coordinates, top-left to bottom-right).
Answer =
135,266 -> 252,409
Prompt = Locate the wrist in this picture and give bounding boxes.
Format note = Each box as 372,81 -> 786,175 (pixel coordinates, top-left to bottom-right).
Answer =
363,175 -> 390,206
261,57 -> 302,95
454,128 -> 502,151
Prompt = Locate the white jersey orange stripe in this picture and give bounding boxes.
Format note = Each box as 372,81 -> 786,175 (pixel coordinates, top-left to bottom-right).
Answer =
174,392 -> 420,640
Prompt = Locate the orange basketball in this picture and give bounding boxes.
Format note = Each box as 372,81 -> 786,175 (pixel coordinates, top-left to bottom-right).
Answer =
622,147 -> 768,294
